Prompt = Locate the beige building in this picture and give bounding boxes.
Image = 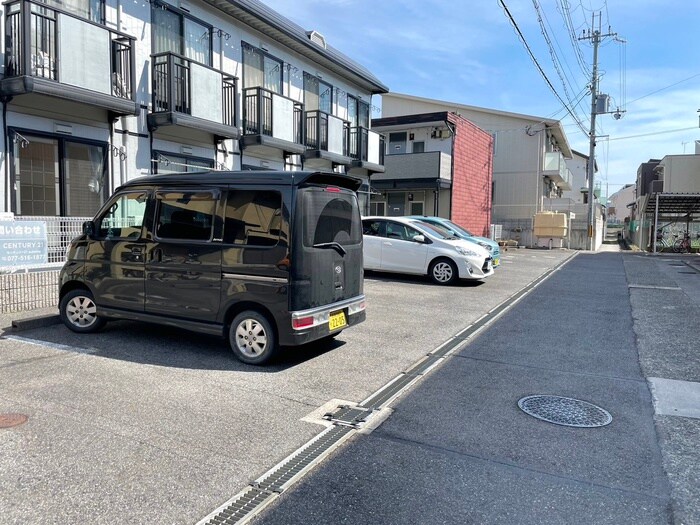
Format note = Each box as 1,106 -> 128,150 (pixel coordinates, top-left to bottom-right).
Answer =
381,93 -> 606,248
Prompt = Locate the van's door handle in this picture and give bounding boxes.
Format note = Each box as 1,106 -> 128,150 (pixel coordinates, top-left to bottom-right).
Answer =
131,247 -> 143,260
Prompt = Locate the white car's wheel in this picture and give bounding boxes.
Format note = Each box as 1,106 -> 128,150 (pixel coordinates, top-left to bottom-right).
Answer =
429,258 -> 458,285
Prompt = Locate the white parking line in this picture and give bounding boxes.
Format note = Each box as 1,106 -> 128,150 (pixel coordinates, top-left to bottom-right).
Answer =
3,335 -> 98,355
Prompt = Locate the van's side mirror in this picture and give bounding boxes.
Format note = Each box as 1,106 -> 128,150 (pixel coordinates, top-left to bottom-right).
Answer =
83,220 -> 95,238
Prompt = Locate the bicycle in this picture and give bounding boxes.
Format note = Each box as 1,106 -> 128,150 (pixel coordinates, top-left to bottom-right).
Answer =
672,232 -> 696,253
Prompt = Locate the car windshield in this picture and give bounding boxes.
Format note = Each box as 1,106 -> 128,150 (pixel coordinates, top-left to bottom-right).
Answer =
413,221 -> 457,240
442,220 -> 474,237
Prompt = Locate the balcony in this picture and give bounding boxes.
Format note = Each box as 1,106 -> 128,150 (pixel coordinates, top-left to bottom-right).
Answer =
371,151 -> 451,189
241,87 -> 305,155
148,52 -> 239,140
543,151 -> 573,190
1,0 -> 138,116
349,127 -> 385,173
304,110 -> 352,167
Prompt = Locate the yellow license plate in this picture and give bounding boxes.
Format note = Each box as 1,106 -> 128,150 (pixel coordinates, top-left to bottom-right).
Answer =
329,311 -> 347,331
493,258 -> 500,267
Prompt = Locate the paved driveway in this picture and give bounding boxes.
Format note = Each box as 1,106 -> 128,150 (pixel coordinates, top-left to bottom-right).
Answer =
0,249 -> 572,525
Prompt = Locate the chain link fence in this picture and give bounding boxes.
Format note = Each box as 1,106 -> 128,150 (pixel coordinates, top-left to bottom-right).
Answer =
0,216 -> 89,314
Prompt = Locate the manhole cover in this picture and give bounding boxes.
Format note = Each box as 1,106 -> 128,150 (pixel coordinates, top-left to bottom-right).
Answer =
518,396 -> 612,428
0,413 -> 29,429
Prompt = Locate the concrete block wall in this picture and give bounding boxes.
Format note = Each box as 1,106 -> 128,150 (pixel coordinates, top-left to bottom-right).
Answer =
449,113 -> 493,237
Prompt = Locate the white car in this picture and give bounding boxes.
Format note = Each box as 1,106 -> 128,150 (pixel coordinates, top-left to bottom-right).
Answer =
362,216 -> 494,285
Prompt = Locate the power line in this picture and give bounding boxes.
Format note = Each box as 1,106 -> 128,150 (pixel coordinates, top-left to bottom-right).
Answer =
498,0 -> 589,135
626,73 -> 700,107
531,0 -> 588,127
603,126 -> 698,142
556,0 -> 591,76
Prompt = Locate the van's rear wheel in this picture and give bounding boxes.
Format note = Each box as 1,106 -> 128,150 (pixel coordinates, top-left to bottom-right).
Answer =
59,289 -> 106,333
229,311 -> 277,365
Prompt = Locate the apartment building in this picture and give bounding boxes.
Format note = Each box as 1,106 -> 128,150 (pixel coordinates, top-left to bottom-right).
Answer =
370,111 -> 493,237
0,0 -> 388,221
381,93 -> 579,247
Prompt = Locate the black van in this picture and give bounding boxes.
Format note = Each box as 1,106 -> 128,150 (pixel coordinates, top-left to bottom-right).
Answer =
58,171 -> 366,364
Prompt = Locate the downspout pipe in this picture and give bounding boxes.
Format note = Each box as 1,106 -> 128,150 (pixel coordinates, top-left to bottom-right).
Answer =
2,97 -> 12,213
445,118 -> 456,219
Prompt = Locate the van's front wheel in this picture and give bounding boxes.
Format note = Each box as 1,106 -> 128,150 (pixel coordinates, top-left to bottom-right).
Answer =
59,289 -> 106,333
229,311 -> 277,365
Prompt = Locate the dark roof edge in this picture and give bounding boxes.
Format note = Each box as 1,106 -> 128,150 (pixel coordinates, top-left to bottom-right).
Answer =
232,0 -> 389,94
372,112 -> 450,128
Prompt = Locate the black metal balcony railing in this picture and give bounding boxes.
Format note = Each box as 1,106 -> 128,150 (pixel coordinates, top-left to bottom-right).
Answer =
305,110 -> 350,155
153,53 -> 190,115
152,52 -> 236,127
349,126 -> 386,165
4,0 -> 135,99
243,87 -> 303,144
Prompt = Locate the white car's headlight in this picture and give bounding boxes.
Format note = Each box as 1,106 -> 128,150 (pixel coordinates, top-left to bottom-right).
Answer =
455,245 -> 478,257
478,241 -> 492,252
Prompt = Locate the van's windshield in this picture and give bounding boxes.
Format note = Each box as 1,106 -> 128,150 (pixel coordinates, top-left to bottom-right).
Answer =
301,187 -> 362,249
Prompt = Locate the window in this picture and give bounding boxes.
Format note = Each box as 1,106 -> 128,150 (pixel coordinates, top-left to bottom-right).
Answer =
388,132 -> 407,155
347,95 -> 369,128
369,201 -> 386,216
412,141 -> 425,154
301,188 -> 361,247
12,132 -> 106,217
152,5 -> 211,66
409,201 -> 424,215
242,43 -> 282,93
386,222 -> 422,242
304,73 -> 332,113
362,219 -> 385,237
97,192 -> 147,239
40,0 -> 103,23
224,190 -> 283,246
155,191 -> 216,241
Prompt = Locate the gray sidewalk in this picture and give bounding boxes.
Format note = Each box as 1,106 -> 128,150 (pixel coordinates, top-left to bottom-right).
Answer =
251,253 -> 699,525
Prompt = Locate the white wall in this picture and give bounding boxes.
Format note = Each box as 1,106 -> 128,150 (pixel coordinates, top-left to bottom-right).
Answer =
658,155 -> 700,193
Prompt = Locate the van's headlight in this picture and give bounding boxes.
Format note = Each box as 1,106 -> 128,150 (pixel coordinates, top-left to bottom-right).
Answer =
478,241 -> 493,252
455,246 -> 478,257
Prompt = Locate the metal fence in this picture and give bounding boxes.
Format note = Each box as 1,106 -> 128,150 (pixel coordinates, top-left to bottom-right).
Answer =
0,216 -> 89,313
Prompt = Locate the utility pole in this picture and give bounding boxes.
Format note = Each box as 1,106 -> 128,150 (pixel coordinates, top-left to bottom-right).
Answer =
580,13 -> 617,251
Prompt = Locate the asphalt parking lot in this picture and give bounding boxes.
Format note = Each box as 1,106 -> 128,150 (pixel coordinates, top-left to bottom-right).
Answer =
0,248 -> 573,525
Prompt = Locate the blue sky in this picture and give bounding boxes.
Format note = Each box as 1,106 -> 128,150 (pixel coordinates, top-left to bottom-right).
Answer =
262,0 -> 700,199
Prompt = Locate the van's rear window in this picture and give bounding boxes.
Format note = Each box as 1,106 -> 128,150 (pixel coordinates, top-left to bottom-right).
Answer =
301,188 -> 362,247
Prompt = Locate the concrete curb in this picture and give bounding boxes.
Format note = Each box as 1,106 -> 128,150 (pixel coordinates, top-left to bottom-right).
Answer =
10,314 -> 61,332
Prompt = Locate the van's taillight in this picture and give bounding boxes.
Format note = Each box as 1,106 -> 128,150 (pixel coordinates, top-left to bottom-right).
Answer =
292,316 -> 314,329
326,186 -> 341,193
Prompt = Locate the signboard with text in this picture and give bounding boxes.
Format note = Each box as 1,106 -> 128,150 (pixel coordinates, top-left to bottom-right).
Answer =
0,221 -> 48,267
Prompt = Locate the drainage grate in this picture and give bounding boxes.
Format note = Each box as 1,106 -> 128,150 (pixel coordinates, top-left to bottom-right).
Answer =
202,487 -> 274,525
0,413 -> 28,428
679,271 -> 697,274
323,405 -> 373,427
255,425 -> 353,493
518,395 -> 612,428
